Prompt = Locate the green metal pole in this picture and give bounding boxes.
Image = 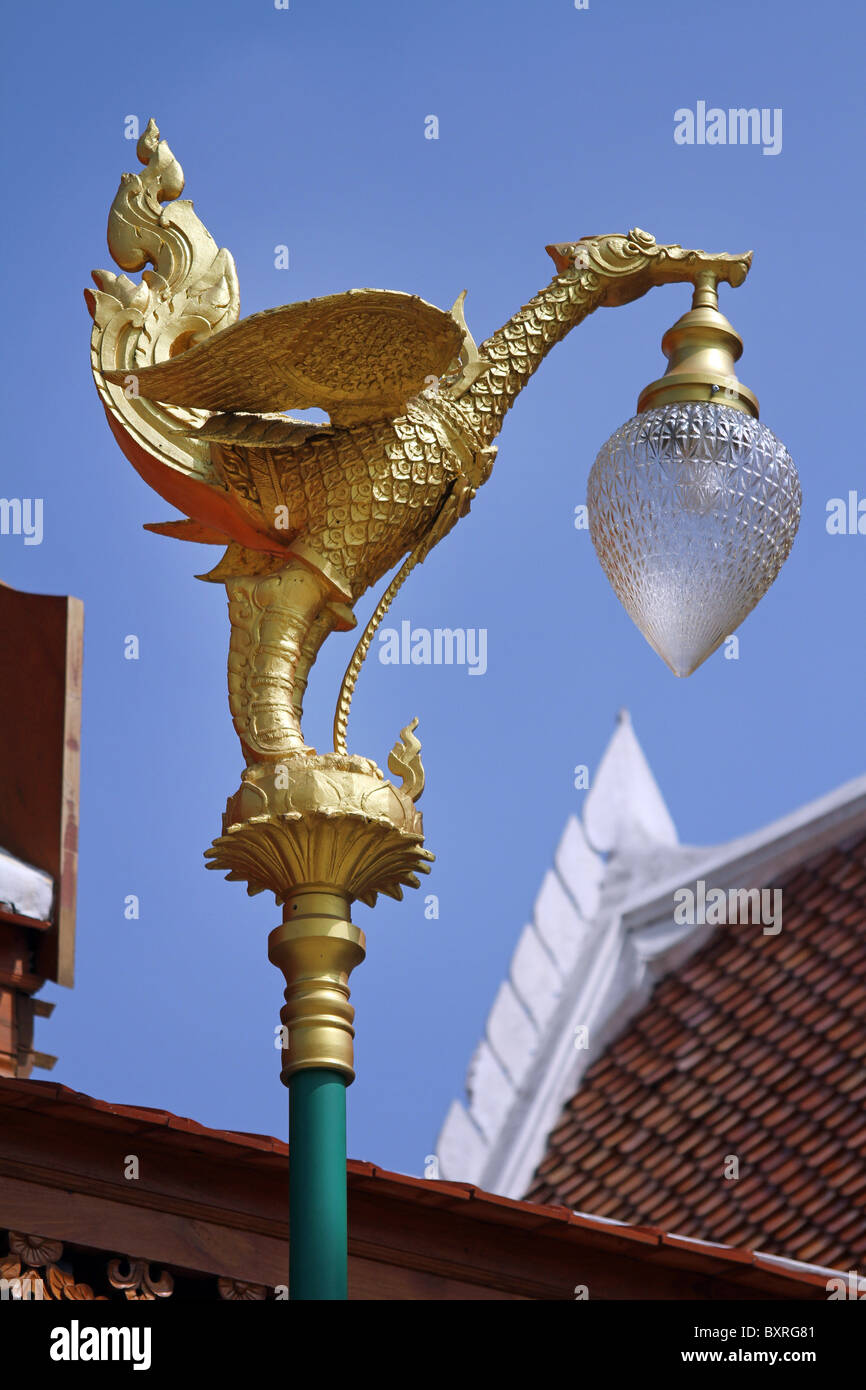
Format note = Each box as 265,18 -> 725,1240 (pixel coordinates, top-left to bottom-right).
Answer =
289,1068 -> 349,1300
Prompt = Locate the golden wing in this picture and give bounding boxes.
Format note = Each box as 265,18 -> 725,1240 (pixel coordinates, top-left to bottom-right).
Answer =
106,289 -> 465,425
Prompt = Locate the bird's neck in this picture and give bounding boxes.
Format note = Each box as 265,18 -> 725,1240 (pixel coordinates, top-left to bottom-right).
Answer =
459,270 -> 598,447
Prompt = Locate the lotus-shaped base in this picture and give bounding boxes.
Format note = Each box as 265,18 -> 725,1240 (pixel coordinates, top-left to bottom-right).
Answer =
204,752 -> 433,905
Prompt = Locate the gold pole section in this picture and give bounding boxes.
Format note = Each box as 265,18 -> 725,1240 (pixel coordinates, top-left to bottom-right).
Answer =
269,890 -> 366,1084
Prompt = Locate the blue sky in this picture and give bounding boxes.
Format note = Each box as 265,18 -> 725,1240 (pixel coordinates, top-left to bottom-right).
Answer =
2,0 -> 863,1176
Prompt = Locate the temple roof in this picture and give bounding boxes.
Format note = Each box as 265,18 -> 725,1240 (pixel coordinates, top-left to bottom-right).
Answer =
0,1077 -> 844,1300
436,713 -> 866,1270
526,830 -> 866,1269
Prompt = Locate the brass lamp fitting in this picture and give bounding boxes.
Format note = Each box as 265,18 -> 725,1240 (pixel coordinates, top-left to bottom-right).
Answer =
637,272 -> 759,419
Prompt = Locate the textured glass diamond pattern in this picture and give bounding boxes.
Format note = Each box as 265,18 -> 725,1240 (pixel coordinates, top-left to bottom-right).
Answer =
587,403 -> 801,675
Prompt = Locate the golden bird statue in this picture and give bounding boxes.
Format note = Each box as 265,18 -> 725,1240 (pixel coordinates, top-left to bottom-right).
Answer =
86,120 -> 789,1099
86,121 -> 752,897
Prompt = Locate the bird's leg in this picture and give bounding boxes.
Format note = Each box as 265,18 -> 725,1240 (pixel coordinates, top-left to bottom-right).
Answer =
226,563 -> 331,761
291,606 -> 357,729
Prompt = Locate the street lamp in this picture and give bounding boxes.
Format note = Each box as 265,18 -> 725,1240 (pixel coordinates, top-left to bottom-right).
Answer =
86,122 -> 800,1300
588,271 -> 800,675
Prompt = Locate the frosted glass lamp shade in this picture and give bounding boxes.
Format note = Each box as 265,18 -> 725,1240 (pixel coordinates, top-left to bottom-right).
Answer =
587,402 -> 801,675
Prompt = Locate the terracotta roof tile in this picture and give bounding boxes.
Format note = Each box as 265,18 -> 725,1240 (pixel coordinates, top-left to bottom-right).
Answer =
526,832 -> 866,1270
